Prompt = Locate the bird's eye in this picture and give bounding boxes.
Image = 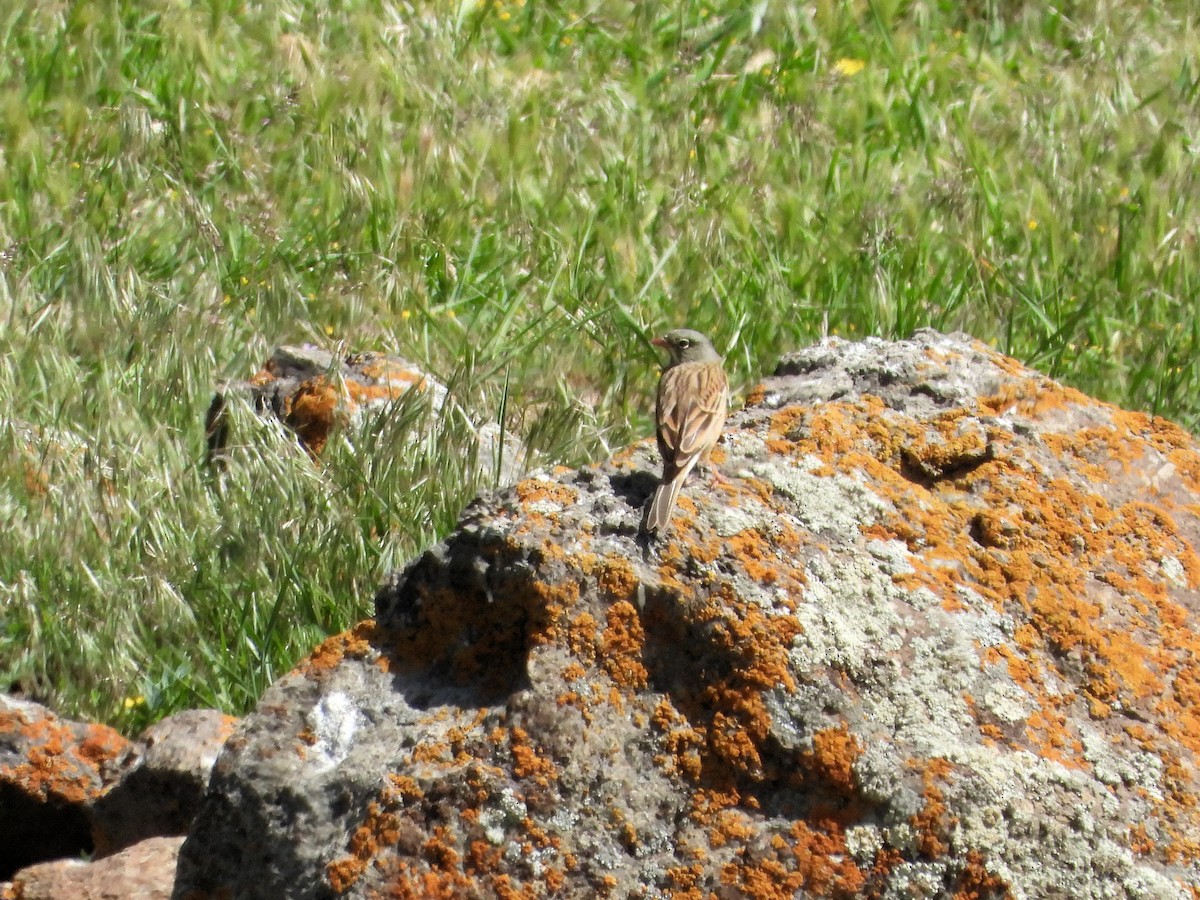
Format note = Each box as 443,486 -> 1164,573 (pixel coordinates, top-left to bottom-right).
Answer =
677,339 -> 691,348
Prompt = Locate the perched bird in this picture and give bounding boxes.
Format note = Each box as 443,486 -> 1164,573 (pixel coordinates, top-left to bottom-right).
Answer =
643,328 -> 729,535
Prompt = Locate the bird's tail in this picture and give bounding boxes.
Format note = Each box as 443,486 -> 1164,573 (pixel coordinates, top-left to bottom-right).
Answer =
643,474 -> 684,535
642,455 -> 702,535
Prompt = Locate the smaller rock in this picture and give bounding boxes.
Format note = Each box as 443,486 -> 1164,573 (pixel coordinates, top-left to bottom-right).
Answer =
2,420 -> 111,508
204,345 -> 527,484
90,710 -> 238,856
2,835 -> 183,900
205,345 -> 446,462
0,696 -> 130,880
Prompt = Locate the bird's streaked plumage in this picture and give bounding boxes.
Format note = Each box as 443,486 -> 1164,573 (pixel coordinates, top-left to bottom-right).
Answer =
643,328 -> 728,535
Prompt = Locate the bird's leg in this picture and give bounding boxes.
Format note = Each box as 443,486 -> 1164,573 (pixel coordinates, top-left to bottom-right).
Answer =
698,454 -> 730,486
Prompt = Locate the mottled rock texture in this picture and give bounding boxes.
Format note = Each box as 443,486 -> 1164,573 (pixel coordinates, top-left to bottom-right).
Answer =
91,710 -> 238,856
1,836 -> 184,900
175,331 -> 1200,899
0,700 -> 234,894
0,696 -> 128,880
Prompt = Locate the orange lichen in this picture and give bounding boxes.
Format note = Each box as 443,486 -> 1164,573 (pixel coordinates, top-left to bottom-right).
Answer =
600,600 -> 648,689
249,366 -> 276,386
901,412 -> 988,480
423,825 -> 461,869
802,726 -> 862,798
508,727 -> 559,789
326,791 -> 403,894
514,479 -> 579,508
725,529 -> 783,586
564,610 -> 598,661
652,697 -> 705,781
373,863 -> 482,900
300,621 -> 378,679
717,820 -> 866,899
952,850 -> 1012,899
664,862 -> 706,897
0,710 -> 128,804
594,556 -> 639,604
355,356 -> 428,389
911,758 -> 957,858
1128,823 -> 1155,856
285,376 -> 342,456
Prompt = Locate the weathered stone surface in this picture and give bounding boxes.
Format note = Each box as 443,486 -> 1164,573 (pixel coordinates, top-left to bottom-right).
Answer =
2,836 -> 183,900
205,344 -> 525,485
90,710 -> 238,856
0,696 -> 130,880
174,331 -> 1200,898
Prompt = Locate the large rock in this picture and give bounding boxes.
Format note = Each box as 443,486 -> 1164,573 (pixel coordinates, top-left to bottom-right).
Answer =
174,331 -> 1200,898
0,696 -> 130,881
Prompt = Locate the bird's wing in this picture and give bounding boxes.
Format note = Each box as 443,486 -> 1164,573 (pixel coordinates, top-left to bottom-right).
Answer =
657,361 -> 728,464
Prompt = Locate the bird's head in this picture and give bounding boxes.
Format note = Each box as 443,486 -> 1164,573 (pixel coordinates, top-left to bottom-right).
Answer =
651,328 -> 721,365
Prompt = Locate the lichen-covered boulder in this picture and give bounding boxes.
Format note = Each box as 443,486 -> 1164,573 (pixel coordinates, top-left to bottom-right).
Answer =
205,345 -> 446,461
174,331 -> 1200,899
0,696 -> 130,880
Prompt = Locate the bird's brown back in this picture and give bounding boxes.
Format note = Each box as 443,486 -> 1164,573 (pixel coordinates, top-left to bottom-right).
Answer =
655,359 -> 728,477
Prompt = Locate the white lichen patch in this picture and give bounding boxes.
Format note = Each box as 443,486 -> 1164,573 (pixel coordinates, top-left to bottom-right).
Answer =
710,501 -> 765,537
792,553 -> 907,675
478,786 -> 529,844
981,679 -> 1034,724
866,539 -> 917,576
939,746 -> 1180,900
844,824 -> 884,862
1079,728 -> 1165,795
756,455 -> 892,540
1157,555 -> 1187,588
307,691 -> 362,773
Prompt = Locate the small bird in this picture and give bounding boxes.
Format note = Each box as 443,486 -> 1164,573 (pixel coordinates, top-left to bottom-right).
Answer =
643,328 -> 729,535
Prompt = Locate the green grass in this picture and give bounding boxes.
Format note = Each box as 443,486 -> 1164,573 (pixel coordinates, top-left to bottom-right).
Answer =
1,0 -> 1197,731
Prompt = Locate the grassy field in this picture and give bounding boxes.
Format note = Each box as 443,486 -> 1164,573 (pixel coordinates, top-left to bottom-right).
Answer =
1,0 -> 1197,731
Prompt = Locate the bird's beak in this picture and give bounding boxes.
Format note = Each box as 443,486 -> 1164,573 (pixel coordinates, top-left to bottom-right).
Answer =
651,336 -> 667,348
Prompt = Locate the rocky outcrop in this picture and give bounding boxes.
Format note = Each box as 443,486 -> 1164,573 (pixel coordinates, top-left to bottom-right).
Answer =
205,344 -> 525,485
0,696 -> 129,880
172,330 -> 1200,898
0,700 -> 235,894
